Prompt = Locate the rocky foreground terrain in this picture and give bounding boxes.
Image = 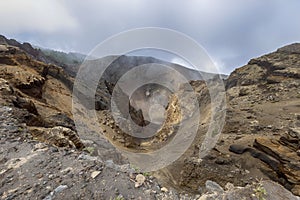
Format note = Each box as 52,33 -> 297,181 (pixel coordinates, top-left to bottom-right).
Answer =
0,35 -> 299,199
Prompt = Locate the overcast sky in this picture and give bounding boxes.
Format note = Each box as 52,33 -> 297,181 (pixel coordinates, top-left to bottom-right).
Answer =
1,0 -> 300,74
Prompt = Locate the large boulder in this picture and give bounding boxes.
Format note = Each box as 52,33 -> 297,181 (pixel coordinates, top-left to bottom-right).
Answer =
200,180 -> 299,200
253,136 -> 300,196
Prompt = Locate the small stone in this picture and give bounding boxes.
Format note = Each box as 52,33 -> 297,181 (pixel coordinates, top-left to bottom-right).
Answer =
115,188 -> 119,195
129,172 -> 135,179
91,171 -> 101,179
50,147 -> 58,152
289,127 -> 300,137
205,180 -> 224,193
60,167 -> 72,174
78,153 -> 98,161
225,182 -> 235,191
54,185 -> 68,193
48,174 -> 54,179
215,157 -> 230,165
161,187 -> 168,192
291,185 -> 300,196
46,186 -> 52,190
198,194 -> 210,200
135,174 -> 146,188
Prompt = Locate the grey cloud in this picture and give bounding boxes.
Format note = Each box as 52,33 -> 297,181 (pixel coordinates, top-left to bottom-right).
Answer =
2,0 -> 300,74
0,0 -> 78,34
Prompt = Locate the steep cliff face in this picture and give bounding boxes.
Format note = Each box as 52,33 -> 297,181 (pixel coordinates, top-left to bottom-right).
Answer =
164,43 -> 300,196
0,44 -> 82,149
224,44 -> 300,195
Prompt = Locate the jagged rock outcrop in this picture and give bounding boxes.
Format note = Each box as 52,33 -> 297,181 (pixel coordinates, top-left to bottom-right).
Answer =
12,95 -> 38,115
253,133 -> 300,195
0,78 -> 13,95
43,113 -> 76,131
223,43 -> 300,196
0,43 -> 81,150
28,126 -> 84,149
155,43 -> 300,196
226,44 -> 300,89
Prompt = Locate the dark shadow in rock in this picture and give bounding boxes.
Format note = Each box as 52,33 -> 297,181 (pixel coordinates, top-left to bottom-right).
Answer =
12,95 -> 38,115
44,113 -> 76,131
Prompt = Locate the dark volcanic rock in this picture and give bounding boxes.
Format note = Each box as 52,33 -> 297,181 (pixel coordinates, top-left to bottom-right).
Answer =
12,95 -> 38,115
254,136 -> 300,195
44,113 -> 76,131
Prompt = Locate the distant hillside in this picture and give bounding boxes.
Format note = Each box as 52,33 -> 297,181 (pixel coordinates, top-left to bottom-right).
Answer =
41,49 -> 85,65
0,35 -> 85,77
75,55 -> 228,111
0,35 -> 229,80
40,48 -> 85,76
97,55 -> 227,82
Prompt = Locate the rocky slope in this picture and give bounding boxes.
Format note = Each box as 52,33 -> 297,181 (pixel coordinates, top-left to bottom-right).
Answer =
158,43 -> 300,196
0,36 -> 299,199
225,44 -> 300,195
73,43 -> 300,197
0,43 -> 187,199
